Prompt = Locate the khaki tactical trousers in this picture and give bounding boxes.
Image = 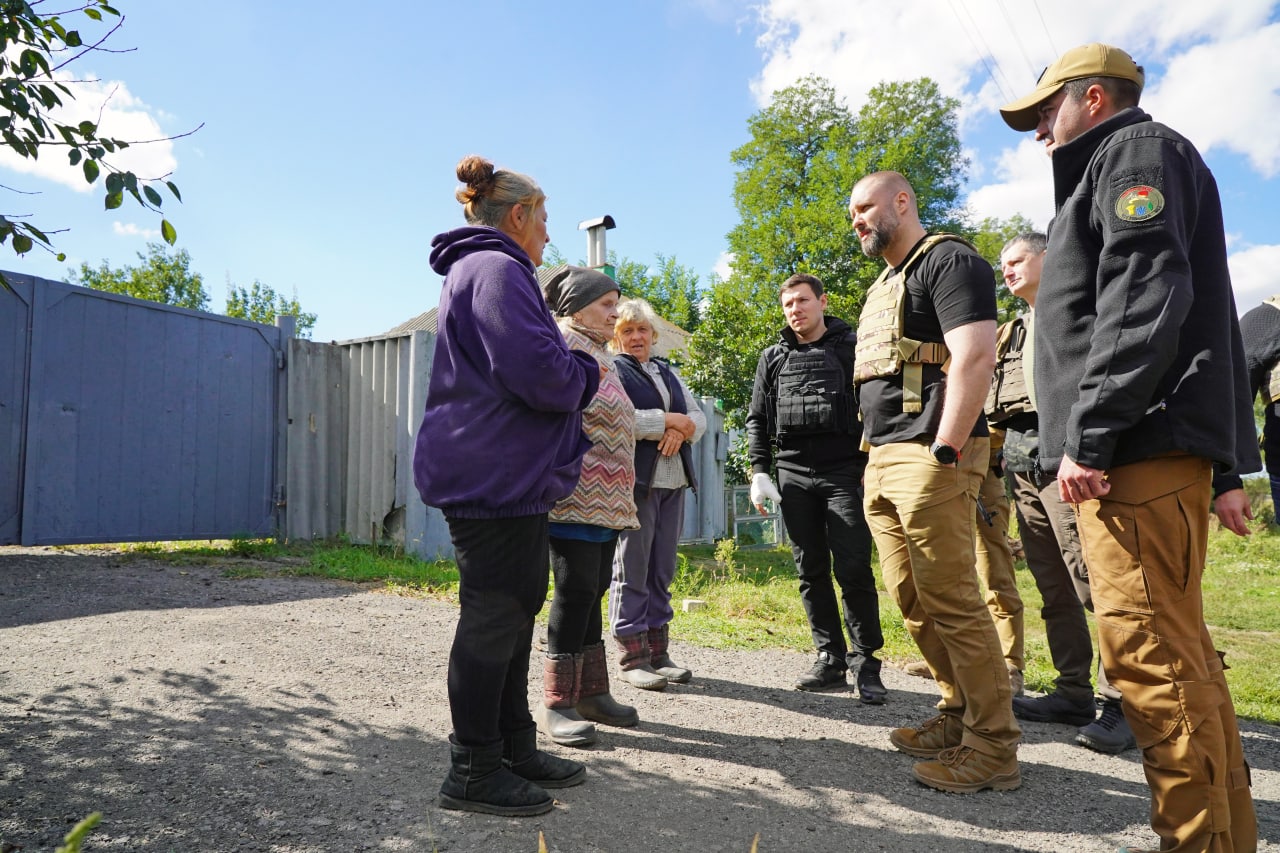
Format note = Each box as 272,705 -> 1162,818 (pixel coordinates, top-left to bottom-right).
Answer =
1075,455 -> 1255,852
865,437 -> 1021,758
975,461 -> 1025,672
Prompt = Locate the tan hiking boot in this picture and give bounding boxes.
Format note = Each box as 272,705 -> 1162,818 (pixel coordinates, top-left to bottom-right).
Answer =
912,746 -> 1021,793
1008,667 -> 1024,697
888,713 -> 963,758
903,660 -> 934,679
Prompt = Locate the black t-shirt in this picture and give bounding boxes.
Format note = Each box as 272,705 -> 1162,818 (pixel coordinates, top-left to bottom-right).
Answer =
859,237 -> 998,445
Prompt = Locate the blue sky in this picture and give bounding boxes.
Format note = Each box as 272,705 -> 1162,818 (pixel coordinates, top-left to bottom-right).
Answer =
6,0 -> 1279,341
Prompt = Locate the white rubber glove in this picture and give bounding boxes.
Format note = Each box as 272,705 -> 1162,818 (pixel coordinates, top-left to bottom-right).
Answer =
750,472 -> 782,515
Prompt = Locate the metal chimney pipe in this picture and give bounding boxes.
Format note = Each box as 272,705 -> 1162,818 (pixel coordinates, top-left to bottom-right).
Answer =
577,215 -> 616,272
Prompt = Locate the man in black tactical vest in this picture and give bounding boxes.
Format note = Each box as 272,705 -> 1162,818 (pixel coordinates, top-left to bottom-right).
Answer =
851,171 -> 1021,794
746,273 -> 887,705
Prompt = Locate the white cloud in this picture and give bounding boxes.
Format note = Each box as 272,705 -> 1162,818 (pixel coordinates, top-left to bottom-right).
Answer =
1145,25 -> 1280,176
748,0 -> 1280,201
712,251 -> 734,281
0,74 -> 177,193
1227,244 -> 1280,312
112,221 -> 160,240
750,0 -> 1277,106
965,139 -> 1054,228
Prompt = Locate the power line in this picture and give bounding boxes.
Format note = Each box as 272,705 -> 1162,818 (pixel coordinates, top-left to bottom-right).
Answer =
1030,0 -> 1059,57
947,0 -> 1017,102
994,0 -> 1041,80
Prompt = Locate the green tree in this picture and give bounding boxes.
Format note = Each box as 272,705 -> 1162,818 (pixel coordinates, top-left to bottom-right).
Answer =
0,1 -> 189,264
850,79 -> 969,233
226,279 -> 317,339
69,241 -> 208,310
612,252 -> 702,332
686,272 -> 778,417
684,76 -> 968,420
542,245 -> 703,333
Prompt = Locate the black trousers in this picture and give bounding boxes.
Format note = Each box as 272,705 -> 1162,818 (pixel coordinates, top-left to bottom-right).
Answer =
445,513 -> 550,747
547,535 -> 618,655
778,465 -> 883,673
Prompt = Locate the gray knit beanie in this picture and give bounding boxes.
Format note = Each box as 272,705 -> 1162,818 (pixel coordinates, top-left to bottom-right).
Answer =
538,264 -> 620,317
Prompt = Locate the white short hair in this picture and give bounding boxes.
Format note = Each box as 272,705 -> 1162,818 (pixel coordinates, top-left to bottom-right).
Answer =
610,298 -> 660,352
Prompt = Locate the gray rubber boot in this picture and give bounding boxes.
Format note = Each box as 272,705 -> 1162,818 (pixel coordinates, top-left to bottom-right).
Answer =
533,652 -> 597,747
615,632 -> 668,691
649,624 -> 692,683
575,643 -> 639,726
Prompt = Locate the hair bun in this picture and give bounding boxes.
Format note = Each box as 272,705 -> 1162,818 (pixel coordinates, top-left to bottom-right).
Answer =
456,155 -> 497,204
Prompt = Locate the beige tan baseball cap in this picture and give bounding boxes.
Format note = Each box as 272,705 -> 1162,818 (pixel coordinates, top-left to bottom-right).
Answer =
1000,43 -> 1144,132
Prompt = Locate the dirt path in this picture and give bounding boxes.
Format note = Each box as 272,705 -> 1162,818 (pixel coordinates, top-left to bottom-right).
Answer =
0,547 -> 1276,852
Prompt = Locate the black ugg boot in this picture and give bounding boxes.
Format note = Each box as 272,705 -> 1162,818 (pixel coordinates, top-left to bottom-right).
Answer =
502,724 -> 586,789
439,735 -> 554,816
575,643 -> 639,726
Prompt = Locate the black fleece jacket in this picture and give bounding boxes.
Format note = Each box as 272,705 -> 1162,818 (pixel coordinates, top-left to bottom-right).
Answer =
1035,107 -> 1260,481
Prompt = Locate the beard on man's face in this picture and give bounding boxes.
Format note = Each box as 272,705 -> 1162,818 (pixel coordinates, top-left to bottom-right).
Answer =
859,223 -> 893,258
858,209 -> 898,258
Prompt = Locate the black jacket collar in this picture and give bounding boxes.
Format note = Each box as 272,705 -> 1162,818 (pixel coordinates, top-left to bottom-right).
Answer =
779,315 -> 852,349
1051,107 -> 1151,209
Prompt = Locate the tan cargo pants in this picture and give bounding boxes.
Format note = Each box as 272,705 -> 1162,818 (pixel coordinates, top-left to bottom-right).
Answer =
865,437 -> 1021,758
975,459 -> 1025,673
1075,455 -> 1255,852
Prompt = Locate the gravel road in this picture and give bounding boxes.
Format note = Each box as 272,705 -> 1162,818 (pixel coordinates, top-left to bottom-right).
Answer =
0,546 -> 1276,852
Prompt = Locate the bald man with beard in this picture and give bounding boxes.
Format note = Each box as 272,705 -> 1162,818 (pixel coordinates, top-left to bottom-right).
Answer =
850,170 -> 1021,794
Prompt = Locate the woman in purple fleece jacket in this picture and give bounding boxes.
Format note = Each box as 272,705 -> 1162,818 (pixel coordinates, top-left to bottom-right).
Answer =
414,155 -> 600,818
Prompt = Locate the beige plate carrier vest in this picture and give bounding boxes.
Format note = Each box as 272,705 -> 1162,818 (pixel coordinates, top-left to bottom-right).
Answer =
985,314 -> 1033,423
854,234 -> 975,413
1265,296 -> 1280,405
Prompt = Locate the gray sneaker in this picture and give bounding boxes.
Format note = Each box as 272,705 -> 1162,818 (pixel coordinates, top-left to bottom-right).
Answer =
1075,699 -> 1137,754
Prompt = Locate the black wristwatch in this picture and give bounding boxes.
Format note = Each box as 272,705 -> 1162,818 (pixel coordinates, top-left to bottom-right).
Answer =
930,439 -> 960,465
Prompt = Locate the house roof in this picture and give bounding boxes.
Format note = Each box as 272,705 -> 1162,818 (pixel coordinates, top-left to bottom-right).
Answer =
386,305 -> 692,360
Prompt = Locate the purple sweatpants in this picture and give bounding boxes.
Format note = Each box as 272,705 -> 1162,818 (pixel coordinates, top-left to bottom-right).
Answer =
608,486 -> 686,637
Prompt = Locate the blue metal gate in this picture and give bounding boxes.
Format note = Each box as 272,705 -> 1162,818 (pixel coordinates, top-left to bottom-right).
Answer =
2,273 -> 284,545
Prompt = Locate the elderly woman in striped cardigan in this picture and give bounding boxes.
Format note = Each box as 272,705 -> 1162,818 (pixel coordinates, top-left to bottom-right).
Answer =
534,265 -> 640,748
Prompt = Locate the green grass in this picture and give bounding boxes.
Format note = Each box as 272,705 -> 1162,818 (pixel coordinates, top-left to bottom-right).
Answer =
110,522 -> 1280,724
113,537 -> 460,597
660,526 -> 1280,725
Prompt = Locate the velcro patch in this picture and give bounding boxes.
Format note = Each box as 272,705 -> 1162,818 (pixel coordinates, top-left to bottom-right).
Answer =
1115,185 -> 1165,222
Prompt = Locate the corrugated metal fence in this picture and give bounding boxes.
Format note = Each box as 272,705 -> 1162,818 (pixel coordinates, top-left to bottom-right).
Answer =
284,328 -> 728,560
2,273 -> 283,545
285,330 -> 452,559
3,274 -> 729,554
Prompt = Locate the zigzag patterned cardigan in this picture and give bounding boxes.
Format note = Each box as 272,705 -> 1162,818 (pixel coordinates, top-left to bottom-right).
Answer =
549,320 -> 640,531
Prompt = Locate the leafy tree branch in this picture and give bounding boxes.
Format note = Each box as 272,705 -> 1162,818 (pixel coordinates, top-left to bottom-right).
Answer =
1,0 -> 198,266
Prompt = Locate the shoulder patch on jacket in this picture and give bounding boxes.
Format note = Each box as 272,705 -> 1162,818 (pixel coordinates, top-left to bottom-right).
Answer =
1115,185 -> 1165,222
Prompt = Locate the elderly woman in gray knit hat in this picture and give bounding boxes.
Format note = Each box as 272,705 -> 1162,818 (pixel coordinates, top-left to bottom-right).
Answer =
534,265 -> 640,748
